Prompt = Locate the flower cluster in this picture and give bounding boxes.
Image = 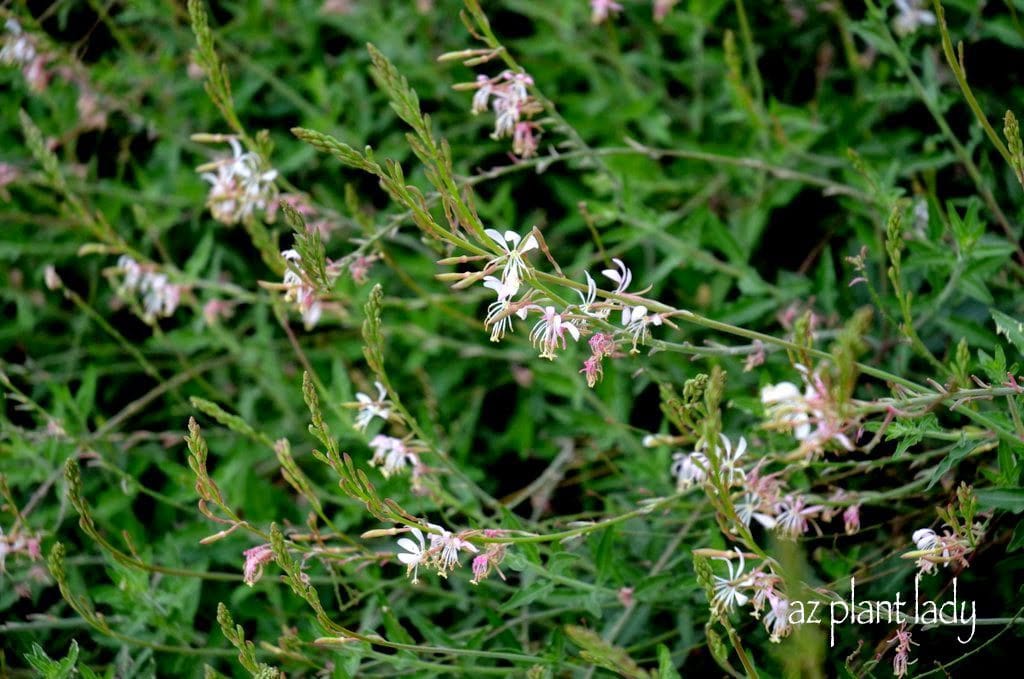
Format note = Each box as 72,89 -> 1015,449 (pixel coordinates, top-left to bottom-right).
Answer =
1,18 -> 36,67
348,378 -> 427,489
891,626 -> 917,678
667,434 -> 868,541
462,70 -> 544,157
908,526 -> 975,575
115,256 -> 184,321
708,549 -> 794,643
475,233 -> 663,380
760,367 -> 856,456
198,137 -> 278,225
395,524 -> 478,583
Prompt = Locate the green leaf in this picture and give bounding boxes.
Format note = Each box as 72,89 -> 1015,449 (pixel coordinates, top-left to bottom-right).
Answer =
976,488 -> 1024,513
992,309 -> 1024,355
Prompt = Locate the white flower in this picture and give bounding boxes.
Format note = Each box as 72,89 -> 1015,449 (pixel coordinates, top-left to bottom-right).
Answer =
529,305 -> 581,359
428,524 -> 478,577
368,435 -> 418,479
622,305 -> 661,353
484,229 -> 538,293
1,19 -> 36,66
482,275 -> 528,342
397,527 -> 427,584
912,528 -> 938,551
714,434 -> 748,487
601,258 -> 632,294
893,0 -> 935,36
280,247 -> 333,330
761,381 -> 812,441
712,548 -> 751,612
735,492 -> 777,529
763,596 -> 792,642
576,271 -> 604,318
774,495 -> 822,540
670,451 -> 708,490
200,138 -> 278,225
115,256 -> 182,321
354,381 -> 391,431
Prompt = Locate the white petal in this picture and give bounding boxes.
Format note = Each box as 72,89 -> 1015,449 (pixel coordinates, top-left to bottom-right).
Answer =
519,233 -> 539,253
396,538 -> 420,553
484,229 -> 509,251
397,552 -> 420,565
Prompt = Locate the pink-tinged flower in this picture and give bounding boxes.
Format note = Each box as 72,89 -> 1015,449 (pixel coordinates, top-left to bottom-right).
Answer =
368,435 -> 418,479
202,298 -> 234,326
198,137 -> 278,226
348,255 -> 376,283
711,548 -> 752,612
512,121 -> 541,158
591,0 -> 623,24
843,504 -> 861,535
773,495 -> 823,540
891,627 -> 917,678
470,554 -> 490,584
428,524 -> 478,577
115,256 -> 183,322
320,0 -> 356,15
397,527 -> 427,584
353,381 -> 391,432
242,544 -> 274,586
484,228 -> 539,293
529,306 -> 581,359
653,0 -> 677,22
580,355 -> 603,388
763,595 -> 792,642
617,586 -> 635,607
589,332 -> 617,358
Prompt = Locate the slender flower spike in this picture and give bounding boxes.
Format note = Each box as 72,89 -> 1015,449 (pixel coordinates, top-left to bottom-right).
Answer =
354,381 -> 391,431
892,627 -> 918,678
397,527 -> 427,584
529,306 -> 581,359
485,229 -> 539,294
711,548 -> 751,613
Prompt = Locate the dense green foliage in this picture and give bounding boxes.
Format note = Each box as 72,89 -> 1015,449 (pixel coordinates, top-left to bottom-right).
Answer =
3,0 -> 1024,676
